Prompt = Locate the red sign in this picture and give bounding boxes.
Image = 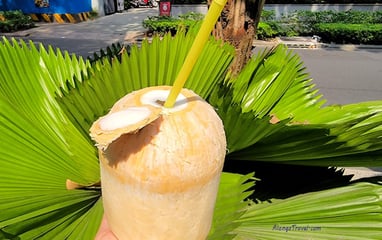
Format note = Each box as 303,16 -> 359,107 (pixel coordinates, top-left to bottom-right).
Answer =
159,2 -> 171,16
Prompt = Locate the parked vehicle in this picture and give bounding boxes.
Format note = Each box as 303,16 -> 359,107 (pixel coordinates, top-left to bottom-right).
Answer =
129,0 -> 158,8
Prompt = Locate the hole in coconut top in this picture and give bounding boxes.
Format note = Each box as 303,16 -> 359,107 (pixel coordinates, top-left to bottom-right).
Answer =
99,107 -> 152,131
140,90 -> 188,111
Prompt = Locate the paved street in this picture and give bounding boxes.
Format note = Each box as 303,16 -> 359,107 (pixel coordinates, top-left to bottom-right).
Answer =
252,45 -> 382,106
293,48 -> 382,105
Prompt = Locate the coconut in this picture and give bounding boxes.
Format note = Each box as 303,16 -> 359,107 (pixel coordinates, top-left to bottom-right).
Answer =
90,86 -> 226,239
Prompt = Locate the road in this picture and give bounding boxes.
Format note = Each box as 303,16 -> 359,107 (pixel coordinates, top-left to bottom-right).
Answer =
252,45 -> 382,106
293,48 -> 382,106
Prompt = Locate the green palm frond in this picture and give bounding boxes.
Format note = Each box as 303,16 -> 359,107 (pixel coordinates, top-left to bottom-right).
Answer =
208,44 -> 318,153
0,190 -> 102,239
0,38 -> 102,238
57,32 -> 234,137
232,107 -> 382,165
302,100 -> 382,124
228,45 -> 319,118
0,38 -> 99,185
0,32 -> 244,239
87,42 -> 128,64
234,181 -> 382,240
208,172 -> 256,239
220,45 -> 382,166
209,90 -> 290,153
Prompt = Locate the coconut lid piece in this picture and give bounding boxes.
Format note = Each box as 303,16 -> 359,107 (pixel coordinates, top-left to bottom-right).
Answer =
90,105 -> 161,149
89,86 -> 189,149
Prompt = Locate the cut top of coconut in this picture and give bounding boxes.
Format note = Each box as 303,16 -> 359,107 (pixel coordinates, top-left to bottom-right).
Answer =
90,86 -> 202,150
90,105 -> 161,149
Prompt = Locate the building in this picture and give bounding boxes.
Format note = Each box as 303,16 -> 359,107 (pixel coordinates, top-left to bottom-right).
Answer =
0,0 -> 123,23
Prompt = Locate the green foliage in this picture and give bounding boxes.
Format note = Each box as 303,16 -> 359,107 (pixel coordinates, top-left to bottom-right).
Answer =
211,45 -> 382,166
260,10 -> 276,22
0,32 -> 237,238
257,21 -> 298,39
256,22 -> 277,40
0,10 -> 34,32
235,182 -> 382,239
57,33 -> 234,138
284,10 -> 382,36
258,10 -> 382,43
289,10 -> 382,25
87,42 -> 128,63
0,37 -> 102,239
314,23 -> 382,44
257,10 -> 293,39
143,12 -> 204,34
208,173 -> 256,239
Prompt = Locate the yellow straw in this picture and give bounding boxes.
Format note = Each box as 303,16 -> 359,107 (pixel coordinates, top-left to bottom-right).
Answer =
164,0 -> 228,108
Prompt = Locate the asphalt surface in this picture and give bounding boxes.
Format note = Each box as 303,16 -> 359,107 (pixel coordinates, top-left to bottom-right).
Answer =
293,48 -> 382,106
1,8 -> 158,57
1,8 -> 381,180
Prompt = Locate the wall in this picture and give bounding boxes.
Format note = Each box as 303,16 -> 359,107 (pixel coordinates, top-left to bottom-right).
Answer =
92,0 -> 105,16
0,0 -> 92,14
171,4 -> 208,16
265,4 -> 382,19
170,3 -> 381,18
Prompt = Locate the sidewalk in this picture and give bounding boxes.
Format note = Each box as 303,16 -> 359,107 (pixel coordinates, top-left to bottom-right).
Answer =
254,37 -> 382,50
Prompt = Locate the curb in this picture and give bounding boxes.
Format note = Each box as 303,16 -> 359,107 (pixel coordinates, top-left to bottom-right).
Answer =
253,37 -> 382,50
284,42 -> 382,50
321,43 -> 382,50
30,12 -> 91,23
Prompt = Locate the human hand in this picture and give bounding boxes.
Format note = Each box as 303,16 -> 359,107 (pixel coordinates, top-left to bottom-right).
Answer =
95,215 -> 118,240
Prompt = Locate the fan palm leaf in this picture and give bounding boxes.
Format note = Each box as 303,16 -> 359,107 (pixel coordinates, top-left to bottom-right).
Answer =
216,45 -> 382,166
234,182 -> 382,239
0,190 -> 102,239
208,173 -> 256,239
0,34 -> 252,239
57,32 -> 234,137
0,37 -> 103,239
0,38 -> 99,186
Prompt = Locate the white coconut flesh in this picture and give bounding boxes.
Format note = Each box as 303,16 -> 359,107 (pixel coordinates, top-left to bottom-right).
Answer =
99,107 -> 153,131
140,89 -> 188,112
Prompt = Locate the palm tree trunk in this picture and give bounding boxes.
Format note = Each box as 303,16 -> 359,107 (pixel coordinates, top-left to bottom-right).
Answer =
213,0 -> 265,76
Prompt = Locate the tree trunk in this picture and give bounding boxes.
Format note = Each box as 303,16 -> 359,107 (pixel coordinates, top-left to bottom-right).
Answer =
213,0 -> 265,76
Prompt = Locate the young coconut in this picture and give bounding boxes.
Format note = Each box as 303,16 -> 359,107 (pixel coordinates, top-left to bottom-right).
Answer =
90,86 -> 226,239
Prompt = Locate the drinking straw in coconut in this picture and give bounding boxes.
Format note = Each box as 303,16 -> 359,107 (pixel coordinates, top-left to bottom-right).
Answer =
164,0 -> 228,108
89,1 -> 228,239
